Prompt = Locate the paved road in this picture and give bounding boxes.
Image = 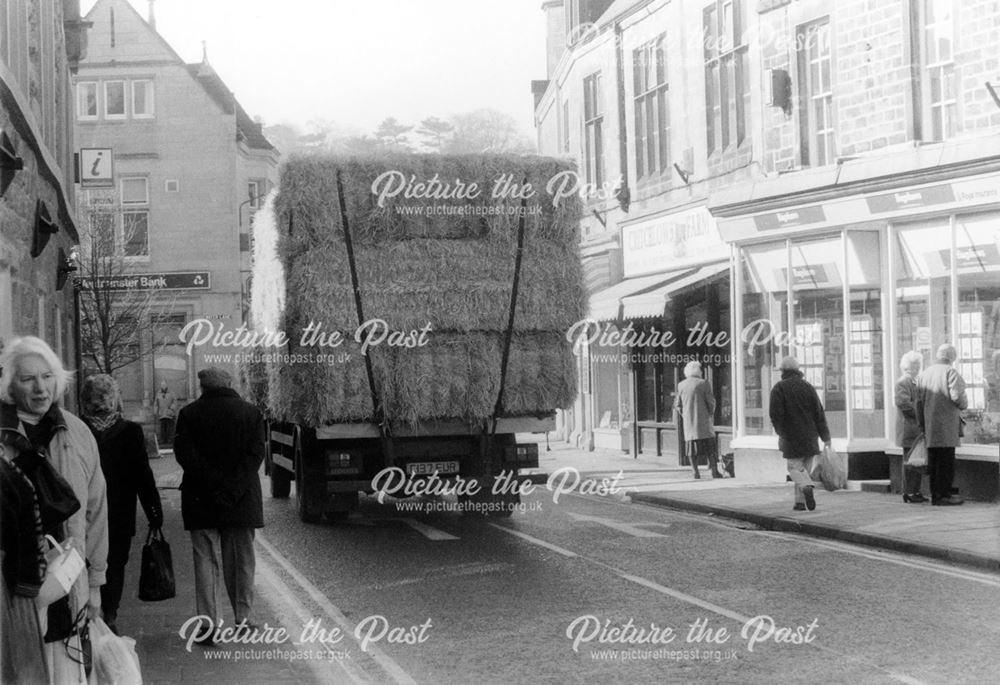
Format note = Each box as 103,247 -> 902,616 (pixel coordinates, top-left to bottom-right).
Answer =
252,480 -> 1000,685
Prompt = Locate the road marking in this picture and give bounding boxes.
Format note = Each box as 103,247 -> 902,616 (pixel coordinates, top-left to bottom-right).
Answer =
255,551 -> 371,685
395,518 -> 459,540
486,523 -> 578,558
368,562 -> 515,590
256,534 -> 418,685
619,574 -> 750,622
565,512 -> 669,537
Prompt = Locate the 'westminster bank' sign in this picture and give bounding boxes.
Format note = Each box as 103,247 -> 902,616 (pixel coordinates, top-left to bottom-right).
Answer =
81,272 -> 211,292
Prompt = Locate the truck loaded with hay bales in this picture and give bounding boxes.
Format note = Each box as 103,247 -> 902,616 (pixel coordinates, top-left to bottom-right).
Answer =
246,153 -> 586,521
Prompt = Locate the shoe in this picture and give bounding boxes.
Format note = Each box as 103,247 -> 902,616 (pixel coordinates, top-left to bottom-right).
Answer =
903,493 -> 927,503
792,503 -> 806,511
693,471 -> 701,480
803,486 -> 816,511
932,496 -> 964,506
711,470 -> 725,479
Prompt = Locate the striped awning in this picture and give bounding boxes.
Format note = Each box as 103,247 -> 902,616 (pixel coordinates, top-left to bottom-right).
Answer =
620,262 -> 730,319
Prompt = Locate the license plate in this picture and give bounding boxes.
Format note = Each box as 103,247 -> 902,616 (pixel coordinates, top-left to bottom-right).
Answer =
406,461 -> 460,476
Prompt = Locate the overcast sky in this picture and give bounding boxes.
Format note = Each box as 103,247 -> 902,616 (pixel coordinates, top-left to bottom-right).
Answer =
82,0 -> 548,137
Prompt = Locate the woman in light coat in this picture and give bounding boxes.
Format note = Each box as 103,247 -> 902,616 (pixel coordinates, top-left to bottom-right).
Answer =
894,351 -> 925,503
673,361 -> 720,479
0,336 -> 108,684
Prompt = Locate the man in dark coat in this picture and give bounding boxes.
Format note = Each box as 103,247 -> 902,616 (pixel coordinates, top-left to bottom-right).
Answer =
81,374 -> 163,635
174,367 -> 265,639
916,343 -> 967,506
769,356 -> 831,511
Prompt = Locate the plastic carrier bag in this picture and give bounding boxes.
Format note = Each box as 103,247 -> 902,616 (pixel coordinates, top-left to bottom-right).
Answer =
811,445 -> 848,492
88,616 -> 142,685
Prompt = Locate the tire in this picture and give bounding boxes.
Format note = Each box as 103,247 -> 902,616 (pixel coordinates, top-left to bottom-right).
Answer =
460,434 -> 519,518
294,427 -> 323,524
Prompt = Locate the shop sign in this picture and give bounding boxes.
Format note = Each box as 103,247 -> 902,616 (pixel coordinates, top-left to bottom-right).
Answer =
622,207 -> 725,277
81,271 -> 211,291
778,263 -> 839,289
79,148 -> 114,188
915,327 -> 932,351
752,205 -> 826,230
937,244 -> 1000,272
866,184 -> 955,213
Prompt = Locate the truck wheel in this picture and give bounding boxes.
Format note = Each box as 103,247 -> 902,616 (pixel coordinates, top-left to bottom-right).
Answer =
460,434 -> 519,518
294,428 -> 323,524
270,465 -> 292,499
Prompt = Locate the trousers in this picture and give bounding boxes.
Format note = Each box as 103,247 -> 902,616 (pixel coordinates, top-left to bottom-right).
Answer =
786,457 -> 816,504
190,527 -> 256,626
927,446 -> 956,501
101,533 -> 132,620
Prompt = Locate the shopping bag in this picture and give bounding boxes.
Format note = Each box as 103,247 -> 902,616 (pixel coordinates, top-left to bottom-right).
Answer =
906,435 -> 928,469
36,535 -> 85,608
814,445 -> 848,492
89,616 -> 142,685
138,528 -> 175,602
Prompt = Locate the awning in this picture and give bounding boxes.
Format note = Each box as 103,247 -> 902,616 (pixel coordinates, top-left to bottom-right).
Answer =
587,272 -> 690,321
620,261 -> 730,319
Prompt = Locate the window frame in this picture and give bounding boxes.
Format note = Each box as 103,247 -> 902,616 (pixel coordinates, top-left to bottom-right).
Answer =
916,0 -> 958,141
703,0 -> 749,155
583,72 -> 605,191
633,34 -> 670,180
131,79 -> 155,119
103,80 -> 127,120
797,17 -> 835,167
77,81 -> 99,120
119,177 -> 150,259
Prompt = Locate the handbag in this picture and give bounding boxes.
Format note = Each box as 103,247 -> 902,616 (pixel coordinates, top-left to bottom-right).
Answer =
138,528 -> 175,602
14,451 -> 81,533
36,535 -> 85,608
906,434 -> 928,469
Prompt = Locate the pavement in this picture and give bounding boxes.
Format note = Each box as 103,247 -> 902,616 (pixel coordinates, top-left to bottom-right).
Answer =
121,437 -> 999,684
526,436 -> 1000,574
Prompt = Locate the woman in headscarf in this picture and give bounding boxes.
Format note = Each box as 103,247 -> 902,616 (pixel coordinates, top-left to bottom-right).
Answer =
0,336 -> 108,684
82,374 -> 163,635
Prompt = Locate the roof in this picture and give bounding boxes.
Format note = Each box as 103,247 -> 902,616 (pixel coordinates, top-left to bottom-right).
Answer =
186,64 -> 275,152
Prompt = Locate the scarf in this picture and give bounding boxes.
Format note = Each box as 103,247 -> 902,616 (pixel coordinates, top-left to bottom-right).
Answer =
86,411 -> 121,433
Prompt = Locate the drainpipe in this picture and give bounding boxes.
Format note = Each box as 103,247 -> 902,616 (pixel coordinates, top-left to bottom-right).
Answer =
614,20 -> 631,213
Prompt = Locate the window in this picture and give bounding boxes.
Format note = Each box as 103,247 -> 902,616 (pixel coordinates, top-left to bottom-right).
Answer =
248,180 -> 261,209
583,72 -> 604,191
562,100 -> 570,154
120,177 -> 149,257
633,35 -> 670,179
104,81 -> 126,119
703,0 -> 749,154
132,79 -> 154,118
77,82 -> 98,120
917,0 -> 957,141
798,18 -> 835,166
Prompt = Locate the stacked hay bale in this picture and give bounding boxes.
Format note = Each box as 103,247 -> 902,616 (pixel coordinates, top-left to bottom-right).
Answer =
251,153 -> 585,426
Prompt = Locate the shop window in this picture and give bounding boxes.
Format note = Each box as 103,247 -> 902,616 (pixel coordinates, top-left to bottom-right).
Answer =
703,0 -> 749,154
636,355 -> 657,422
633,35 -> 670,179
153,314 -> 189,407
740,244 -> 789,435
593,334 -> 625,430
797,18 -> 835,167
915,0 -> 957,141
955,215 -> 1000,445
894,220 -> 952,363
846,231 -> 884,438
583,72 -> 604,191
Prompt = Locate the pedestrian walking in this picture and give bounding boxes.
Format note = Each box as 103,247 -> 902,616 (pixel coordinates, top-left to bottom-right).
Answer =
81,374 -> 164,635
1,427 -> 50,685
895,351 -> 926,503
916,343 -> 968,506
153,381 -> 177,447
174,367 -> 265,643
673,361 -> 721,479
768,356 -> 831,511
0,336 -> 108,684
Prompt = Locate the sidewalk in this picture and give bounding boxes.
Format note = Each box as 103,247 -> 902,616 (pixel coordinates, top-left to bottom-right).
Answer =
114,451 -> 318,685
527,436 -> 1000,573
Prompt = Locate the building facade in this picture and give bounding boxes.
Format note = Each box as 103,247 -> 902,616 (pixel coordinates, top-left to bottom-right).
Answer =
537,0 -> 1000,498
72,0 -> 278,420
1,0 -> 89,407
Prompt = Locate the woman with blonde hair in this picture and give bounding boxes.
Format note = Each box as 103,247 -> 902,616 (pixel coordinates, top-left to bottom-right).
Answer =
895,350 -> 926,503
0,336 -> 108,683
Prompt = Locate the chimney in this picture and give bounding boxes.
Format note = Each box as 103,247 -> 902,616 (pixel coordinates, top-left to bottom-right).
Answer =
541,0 -> 566,79
148,0 -> 156,29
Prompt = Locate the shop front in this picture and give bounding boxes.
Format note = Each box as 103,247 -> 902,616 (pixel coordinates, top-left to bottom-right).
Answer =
713,168 -> 1000,500
583,205 -> 733,460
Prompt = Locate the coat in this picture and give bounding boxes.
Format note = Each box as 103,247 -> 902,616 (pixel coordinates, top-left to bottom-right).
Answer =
673,377 -> 716,441
153,389 -> 177,419
894,374 -> 921,449
85,418 -> 163,539
916,361 -> 967,448
0,403 -> 108,614
768,369 -> 831,459
174,387 -> 265,530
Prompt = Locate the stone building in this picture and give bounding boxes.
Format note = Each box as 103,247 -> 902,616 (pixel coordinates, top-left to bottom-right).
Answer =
72,0 -> 279,419
1,0 -> 90,407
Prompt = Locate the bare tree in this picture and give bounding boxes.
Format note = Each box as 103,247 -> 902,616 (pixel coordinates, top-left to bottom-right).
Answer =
76,194 -> 173,375
444,109 -> 535,154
